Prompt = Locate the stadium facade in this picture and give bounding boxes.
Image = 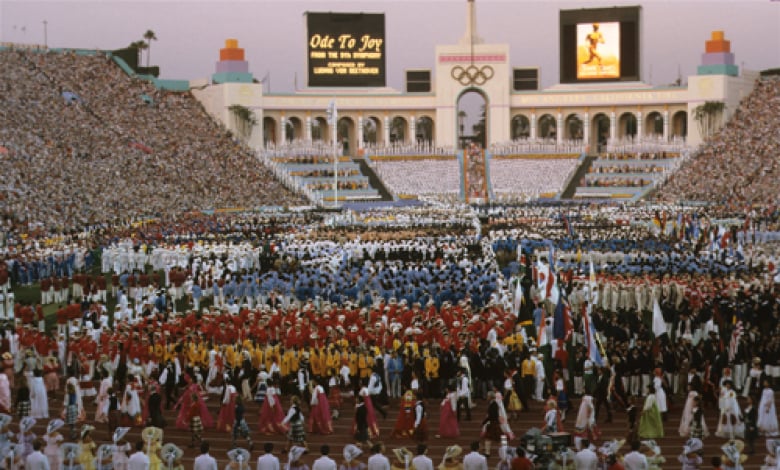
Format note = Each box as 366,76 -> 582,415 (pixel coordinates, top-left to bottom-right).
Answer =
192,2 -> 758,154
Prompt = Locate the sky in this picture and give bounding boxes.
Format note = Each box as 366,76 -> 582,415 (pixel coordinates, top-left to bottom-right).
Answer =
1,0 -> 778,94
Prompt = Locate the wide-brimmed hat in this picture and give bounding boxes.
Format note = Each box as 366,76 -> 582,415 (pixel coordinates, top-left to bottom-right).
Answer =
393,448 -> 413,464
80,424 -> 95,439
343,444 -> 362,463
227,448 -> 250,464
683,438 -> 703,454
47,419 -> 64,435
442,445 -> 462,461
721,440 -> 748,465
766,439 -> 780,456
142,426 -> 163,443
599,439 -> 625,456
288,446 -> 306,463
161,443 -> 184,463
20,417 -> 36,433
113,427 -> 131,443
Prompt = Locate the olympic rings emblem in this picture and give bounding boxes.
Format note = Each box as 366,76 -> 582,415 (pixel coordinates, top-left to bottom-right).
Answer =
450,64 -> 494,86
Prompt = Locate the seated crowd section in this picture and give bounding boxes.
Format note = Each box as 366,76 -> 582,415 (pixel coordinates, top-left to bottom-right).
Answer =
660,76 -> 780,207
0,48 -> 305,233
574,150 -> 683,200
489,158 -> 579,201
262,142 -> 381,204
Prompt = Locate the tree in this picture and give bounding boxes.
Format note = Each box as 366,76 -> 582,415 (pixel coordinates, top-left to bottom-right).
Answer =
458,110 -> 467,136
228,104 -> 257,140
143,30 -> 157,68
693,101 -> 725,140
129,40 -> 147,66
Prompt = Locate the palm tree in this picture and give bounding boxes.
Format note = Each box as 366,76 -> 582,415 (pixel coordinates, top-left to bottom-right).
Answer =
129,40 -> 147,67
143,30 -> 157,68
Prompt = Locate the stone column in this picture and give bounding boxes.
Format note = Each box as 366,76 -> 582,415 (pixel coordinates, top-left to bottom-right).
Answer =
357,116 -> 364,150
384,116 -> 391,146
280,114 -> 286,143
530,113 -> 537,140
663,110 -> 670,142
583,112 -> 590,146
609,112 -> 616,145
556,113 -> 564,145
409,116 -> 416,145
636,111 -> 643,143
305,116 -> 312,142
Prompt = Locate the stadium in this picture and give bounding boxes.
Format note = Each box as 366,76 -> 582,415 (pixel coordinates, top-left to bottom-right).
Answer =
1,0 -> 780,469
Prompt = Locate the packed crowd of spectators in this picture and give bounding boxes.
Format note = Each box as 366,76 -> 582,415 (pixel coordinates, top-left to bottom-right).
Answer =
589,165 -> 668,174
581,178 -> 653,188
661,76 -> 780,207
599,151 -> 681,161
489,139 -> 584,156
490,159 -> 578,198
0,49 -> 304,234
372,159 -> 461,197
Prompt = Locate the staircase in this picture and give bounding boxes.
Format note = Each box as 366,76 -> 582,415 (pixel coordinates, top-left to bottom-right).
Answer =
354,159 -> 394,201
560,155 -> 597,199
30,385 -> 771,469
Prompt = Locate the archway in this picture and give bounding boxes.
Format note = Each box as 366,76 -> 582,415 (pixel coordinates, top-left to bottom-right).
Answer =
591,113 -> 610,153
287,117 -> 303,142
363,117 -> 380,146
672,111 -> 688,140
263,117 -> 277,146
645,112 -> 663,138
390,116 -> 408,144
337,117 -> 356,156
416,116 -> 434,144
457,88 -> 488,149
565,114 -> 584,141
311,117 -> 327,142
537,114 -> 556,140
618,112 -> 637,139
511,114 -> 530,140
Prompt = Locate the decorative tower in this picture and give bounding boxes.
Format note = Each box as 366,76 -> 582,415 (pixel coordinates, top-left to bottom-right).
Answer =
212,39 -> 254,84
697,31 -> 738,77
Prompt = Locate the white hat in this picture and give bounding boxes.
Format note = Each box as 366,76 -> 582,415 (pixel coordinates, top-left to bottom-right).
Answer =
227,448 -> 250,464
683,438 -> 703,454
343,444 -> 362,462
288,446 -> 306,463
80,424 -> 95,439
113,427 -> 131,443
20,417 -> 36,433
47,419 -> 65,435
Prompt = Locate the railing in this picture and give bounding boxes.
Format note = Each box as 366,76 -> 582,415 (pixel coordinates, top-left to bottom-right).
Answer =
490,138 -> 585,156
605,136 -> 689,154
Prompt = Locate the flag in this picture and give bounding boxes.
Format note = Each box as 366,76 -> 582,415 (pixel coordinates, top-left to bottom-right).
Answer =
582,303 -> 603,366
729,321 -> 744,362
588,258 -> 599,306
652,297 -> 667,338
537,304 -> 548,347
537,260 -> 551,301
553,287 -> 572,341
512,276 -> 523,315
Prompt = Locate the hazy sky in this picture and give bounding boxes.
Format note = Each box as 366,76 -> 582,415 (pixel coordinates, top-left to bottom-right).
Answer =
1,0 -> 778,93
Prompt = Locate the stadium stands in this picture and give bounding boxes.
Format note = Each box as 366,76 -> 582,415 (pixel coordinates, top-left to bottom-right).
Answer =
0,49 -> 304,231
490,158 -> 579,200
659,76 -> 780,206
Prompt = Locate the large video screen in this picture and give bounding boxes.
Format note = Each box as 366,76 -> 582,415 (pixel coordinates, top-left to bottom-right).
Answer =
560,7 -> 640,83
306,12 -> 386,88
576,22 -> 620,80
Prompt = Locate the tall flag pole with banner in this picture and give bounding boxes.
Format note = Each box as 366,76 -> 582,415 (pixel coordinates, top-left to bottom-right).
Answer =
583,258 -> 603,366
